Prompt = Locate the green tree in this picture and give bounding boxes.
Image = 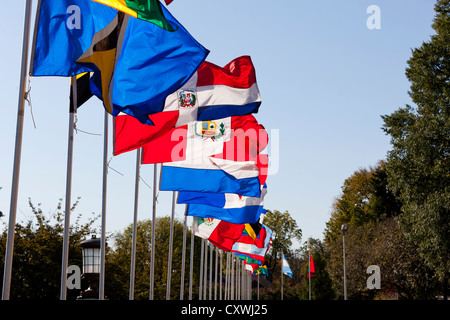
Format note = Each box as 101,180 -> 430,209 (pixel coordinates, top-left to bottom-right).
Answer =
263,210 -> 302,270
381,0 -> 450,295
0,197 -> 98,300
106,216 -> 202,300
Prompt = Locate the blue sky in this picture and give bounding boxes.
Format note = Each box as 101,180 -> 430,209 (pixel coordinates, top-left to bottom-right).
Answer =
0,1 -> 437,249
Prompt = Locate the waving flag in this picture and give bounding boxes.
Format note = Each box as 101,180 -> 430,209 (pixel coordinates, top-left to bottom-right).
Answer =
307,253 -> 316,279
32,0 -> 208,124
192,217 -> 244,252
31,0 -> 117,76
184,185 -> 267,224
114,57 -> 262,155
231,225 -> 272,262
151,116 -> 262,197
282,254 -> 293,278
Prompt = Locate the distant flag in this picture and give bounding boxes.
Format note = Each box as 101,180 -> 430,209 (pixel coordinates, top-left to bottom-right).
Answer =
113,58 -> 263,156
231,225 -> 273,262
192,217 -> 244,252
70,72 -> 93,112
164,0 -> 173,5
307,253 -> 315,279
256,265 -> 269,277
32,0 -> 209,124
282,254 -> 293,278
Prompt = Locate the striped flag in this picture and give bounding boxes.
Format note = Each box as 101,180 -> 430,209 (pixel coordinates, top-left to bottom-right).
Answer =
282,254 -> 293,278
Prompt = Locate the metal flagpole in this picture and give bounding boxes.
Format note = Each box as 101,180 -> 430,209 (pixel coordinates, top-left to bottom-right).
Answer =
199,239 -> 204,299
2,0 -> 33,301
308,249 -> 312,300
180,205 -> 188,300
209,244 -> 213,300
98,111 -> 109,300
189,216 -> 194,300
129,148 -> 141,300
203,241 -> 208,299
149,163 -> 158,300
230,254 -> 235,299
224,252 -> 229,300
281,249 -> 284,300
214,247 -> 218,300
166,191 -> 177,300
219,250 -> 223,300
60,76 -> 77,300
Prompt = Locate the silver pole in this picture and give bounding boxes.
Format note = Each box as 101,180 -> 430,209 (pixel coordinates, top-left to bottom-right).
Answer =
209,244 -> 213,300
214,247 -> 218,300
60,77 -> 77,300
203,241 -> 208,299
2,0 -> 33,301
166,191 -> 176,300
219,250 -> 223,300
98,111 -> 109,300
189,216 -> 194,300
342,226 -> 348,300
230,255 -> 234,299
224,252 -> 229,300
129,148 -> 141,300
309,249 -> 311,300
149,163 -> 157,300
257,273 -> 259,300
199,239 -> 204,300
180,205 -> 188,300
281,249 -> 284,300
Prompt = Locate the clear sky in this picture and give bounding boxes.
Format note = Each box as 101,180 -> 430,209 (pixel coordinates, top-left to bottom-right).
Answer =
0,1 -> 437,249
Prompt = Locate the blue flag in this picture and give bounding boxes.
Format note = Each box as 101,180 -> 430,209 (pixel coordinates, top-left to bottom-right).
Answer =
282,254 -> 293,278
31,0 -> 209,124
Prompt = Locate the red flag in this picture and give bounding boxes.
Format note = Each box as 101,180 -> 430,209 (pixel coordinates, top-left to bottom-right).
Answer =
164,0 -> 173,5
307,253 -> 315,278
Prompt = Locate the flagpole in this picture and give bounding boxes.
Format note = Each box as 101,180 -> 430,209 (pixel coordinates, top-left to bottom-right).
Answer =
129,148 -> 141,300
209,243 -> 213,300
203,241 -> 208,299
60,77 -> 77,300
188,216 -> 194,300
99,111 -> 109,300
219,250 -> 223,300
281,249 -> 284,300
180,204 -> 188,300
166,191 -> 177,300
149,163 -> 158,300
199,239 -> 204,300
308,249 -> 311,301
2,0 -> 33,301
214,247 -> 218,300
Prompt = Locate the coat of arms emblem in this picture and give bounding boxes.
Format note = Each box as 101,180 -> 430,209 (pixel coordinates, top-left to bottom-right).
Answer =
178,89 -> 197,108
194,120 -> 226,141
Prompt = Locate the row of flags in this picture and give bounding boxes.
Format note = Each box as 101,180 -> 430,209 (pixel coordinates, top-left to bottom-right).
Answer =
32,0 -> 273,278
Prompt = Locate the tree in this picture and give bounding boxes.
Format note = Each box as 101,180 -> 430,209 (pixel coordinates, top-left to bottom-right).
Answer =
324,163 -> 439,299
106,216 -> 202,300
0,197 -> 98,300
381,0 -> 450,295
263,210 -> 302,270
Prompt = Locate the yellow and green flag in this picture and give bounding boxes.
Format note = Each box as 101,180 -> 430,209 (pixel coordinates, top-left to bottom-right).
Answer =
93,0 -> 175,31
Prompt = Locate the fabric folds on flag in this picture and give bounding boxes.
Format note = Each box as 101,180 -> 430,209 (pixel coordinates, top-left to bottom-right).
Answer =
31,0 -> 117,76
282,254 -> 293,278
192,217 -> 244,252
32,0 -> 209,124
231,225 -> 272,262
179,185 -> 267,225
154,116 -> 262,197
308,253 -> 316,279
70,72 -> 94,112
114,58 -> 263,156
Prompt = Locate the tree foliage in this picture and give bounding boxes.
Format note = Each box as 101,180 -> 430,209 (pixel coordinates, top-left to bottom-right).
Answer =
381,0 -> 450,285
0,197 -> 98,300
